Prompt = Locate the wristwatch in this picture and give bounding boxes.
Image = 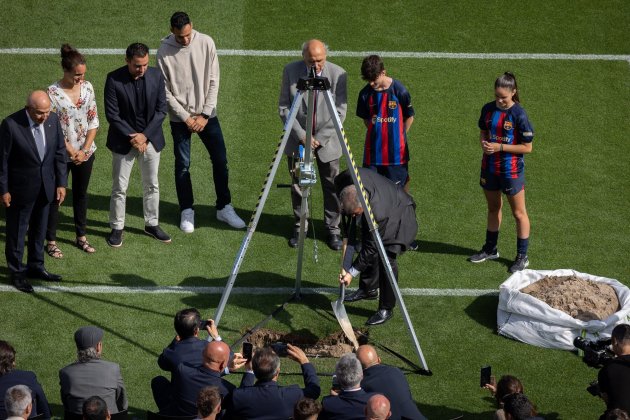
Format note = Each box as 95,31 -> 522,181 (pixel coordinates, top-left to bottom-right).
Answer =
200,113 -> 210,120
81,147 -> 89,154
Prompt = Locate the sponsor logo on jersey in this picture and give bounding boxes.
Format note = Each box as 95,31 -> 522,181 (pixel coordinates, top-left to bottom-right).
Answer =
372,116 -> 397,124
388,101 -> 397,109
503,121 -> 513,131
490,134 -> 510,143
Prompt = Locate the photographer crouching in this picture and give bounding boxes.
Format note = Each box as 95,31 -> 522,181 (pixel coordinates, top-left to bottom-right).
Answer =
597,324 -> 630,418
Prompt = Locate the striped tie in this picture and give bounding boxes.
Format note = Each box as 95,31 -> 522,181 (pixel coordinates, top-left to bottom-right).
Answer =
33,125 -> 45,160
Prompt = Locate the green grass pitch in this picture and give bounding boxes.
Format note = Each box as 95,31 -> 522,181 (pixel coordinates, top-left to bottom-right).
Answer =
0,1 -> 628,418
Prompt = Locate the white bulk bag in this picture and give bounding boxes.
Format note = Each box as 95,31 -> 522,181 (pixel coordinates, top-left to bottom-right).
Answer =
497,269 -> 630,350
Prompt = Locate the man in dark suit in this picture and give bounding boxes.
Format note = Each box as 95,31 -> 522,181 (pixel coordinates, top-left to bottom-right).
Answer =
336,168 -> 418,325
229,344 -> 320,419
357,345 -> 426,420
320,353 -> 373,420
104,42 -> 170,248
151,308 -> 220,408
279,39 -> 347,250
0,340 -> 51,419
0,90 -> 67,293
155,340 -> 252,416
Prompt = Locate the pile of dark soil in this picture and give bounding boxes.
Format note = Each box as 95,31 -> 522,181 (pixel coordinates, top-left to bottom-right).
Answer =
521,275 -> 620,321
246,327 -> 367,358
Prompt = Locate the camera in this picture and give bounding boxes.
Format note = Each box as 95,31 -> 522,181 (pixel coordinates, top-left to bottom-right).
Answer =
586,380 -> 600,397
573,336 -> 614,368
199,319 -> 212,331
271,342 -> 289,357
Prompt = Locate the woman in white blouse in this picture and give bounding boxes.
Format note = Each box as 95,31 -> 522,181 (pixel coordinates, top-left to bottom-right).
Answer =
46,44 -> 99,257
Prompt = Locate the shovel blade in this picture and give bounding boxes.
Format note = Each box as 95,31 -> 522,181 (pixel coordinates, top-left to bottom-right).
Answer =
332,299 -> 360,350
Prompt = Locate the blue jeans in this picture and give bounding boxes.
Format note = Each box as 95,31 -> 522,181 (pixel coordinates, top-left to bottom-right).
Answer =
171,118 -> 231,211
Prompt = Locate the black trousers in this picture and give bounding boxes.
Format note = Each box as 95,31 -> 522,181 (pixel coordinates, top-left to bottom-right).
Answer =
5,186 -> 50,273
359,251 -> 399,310
46,154 -> 95,240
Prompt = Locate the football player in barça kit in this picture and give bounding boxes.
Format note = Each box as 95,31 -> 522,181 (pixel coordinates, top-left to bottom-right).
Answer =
344,54 -> 416,304
470,72 -> 534,273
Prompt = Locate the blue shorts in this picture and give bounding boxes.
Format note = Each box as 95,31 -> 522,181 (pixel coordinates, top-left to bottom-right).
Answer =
480,171 -> 525,196
367,164 -> 409,186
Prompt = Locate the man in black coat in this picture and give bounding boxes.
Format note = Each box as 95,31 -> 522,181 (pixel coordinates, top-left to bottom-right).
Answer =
0,341 -> 51,418
155,340 -> 252,417
229,344 -> 320,419
336,168 -> 418,325
0,91 -> 67,292
357,345 -> 426,420
104,42 -> 170,247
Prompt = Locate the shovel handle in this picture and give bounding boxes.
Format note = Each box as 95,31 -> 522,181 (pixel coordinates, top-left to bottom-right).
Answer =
339,237 -> 348,299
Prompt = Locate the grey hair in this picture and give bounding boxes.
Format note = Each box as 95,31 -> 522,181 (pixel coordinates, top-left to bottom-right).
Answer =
301,39 -> 329,55
5,385 -> 32,417
335,353 -> 363,389
339,185 -> 361,214
77,347 -> 100,363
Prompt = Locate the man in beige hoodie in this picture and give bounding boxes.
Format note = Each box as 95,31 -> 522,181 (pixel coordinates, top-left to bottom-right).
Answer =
157,11 -> 245,233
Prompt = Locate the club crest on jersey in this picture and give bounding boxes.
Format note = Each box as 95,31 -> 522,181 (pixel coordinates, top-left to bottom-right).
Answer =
503,121 -> 513,131
388,101 -> 397,109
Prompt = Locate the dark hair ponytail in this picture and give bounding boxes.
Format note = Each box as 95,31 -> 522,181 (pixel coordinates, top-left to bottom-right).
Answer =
495,72 -> 520,103
60,44 -> 85,72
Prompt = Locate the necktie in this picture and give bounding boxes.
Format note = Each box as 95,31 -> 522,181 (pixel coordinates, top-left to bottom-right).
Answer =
33,125 -> 45,160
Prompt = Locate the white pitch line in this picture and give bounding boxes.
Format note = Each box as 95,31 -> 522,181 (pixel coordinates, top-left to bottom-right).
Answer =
0,285 -> 498,296
0,48 -> 628,62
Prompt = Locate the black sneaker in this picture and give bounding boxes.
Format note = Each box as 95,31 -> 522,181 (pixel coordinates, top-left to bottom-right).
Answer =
509,254 -> 529,273
107,229 -> 123,248
144,225 -> 172,243
469,248 -> 499,263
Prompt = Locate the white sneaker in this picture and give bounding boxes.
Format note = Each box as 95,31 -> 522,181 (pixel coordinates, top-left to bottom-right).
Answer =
217,204 -> 246,229
180,208 -> 195,233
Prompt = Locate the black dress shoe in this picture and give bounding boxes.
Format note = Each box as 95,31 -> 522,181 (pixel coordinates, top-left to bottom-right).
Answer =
288,232 -> 299,248
366,309 -> 393,326
26,269 -> 62,282
344,288 -> 378,302
327,234 -> 343,251
11,273 -> 34,293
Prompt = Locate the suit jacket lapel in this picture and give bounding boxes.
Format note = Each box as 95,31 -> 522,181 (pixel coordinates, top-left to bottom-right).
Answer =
19,113 -> 42,160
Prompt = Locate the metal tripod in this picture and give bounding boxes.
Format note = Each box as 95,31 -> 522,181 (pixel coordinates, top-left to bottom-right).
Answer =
213,69 -> 431,373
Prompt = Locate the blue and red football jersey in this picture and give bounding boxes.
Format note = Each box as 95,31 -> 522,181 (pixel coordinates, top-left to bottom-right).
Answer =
478,102 -> 534,178
357,79 -> 414,166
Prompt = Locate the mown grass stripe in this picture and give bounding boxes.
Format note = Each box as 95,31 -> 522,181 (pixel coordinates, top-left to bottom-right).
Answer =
0,48 -> 628,62
0,285 -> 497,296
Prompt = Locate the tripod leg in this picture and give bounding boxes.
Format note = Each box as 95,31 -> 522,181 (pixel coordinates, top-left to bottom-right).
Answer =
214,91 -> 305,325
321,90 -> 431,373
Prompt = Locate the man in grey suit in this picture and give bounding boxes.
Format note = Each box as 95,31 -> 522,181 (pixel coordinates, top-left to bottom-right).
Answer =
279,39 -> 347,250
59,326 -> 128,415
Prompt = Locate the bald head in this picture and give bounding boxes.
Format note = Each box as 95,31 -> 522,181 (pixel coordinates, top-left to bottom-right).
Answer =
366,394 -> 391,420
302,39 -> 327,74
203,341 -> 230,371
26,90 -> 51,125
357,345 -> 380,369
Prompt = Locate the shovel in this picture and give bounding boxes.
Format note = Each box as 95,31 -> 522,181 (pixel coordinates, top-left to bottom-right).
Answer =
332,238 -> 360,351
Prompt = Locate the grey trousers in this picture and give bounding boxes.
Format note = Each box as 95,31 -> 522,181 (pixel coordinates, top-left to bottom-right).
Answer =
109,143 -> 161,229
287,156 -> 341,235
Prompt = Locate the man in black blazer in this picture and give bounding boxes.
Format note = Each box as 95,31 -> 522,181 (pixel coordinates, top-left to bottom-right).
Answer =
336,168 -> 418,325
320,353 -> 373,420
104,42 -> 170,248
0,91 -> 67,292
357,345 -> 426,420
156,340 -> 252,416
0,340 -> 51,418
229,344 -> 321,419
